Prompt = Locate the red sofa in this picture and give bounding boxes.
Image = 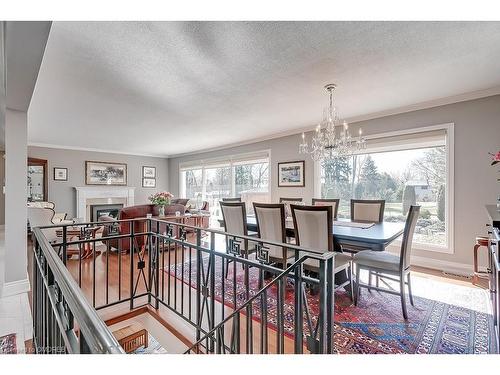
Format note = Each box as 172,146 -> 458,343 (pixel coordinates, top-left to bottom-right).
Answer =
101,203 -> 185,253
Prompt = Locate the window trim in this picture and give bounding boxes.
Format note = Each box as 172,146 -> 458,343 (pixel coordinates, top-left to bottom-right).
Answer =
179,149 -> 272,202
314,123 -> 455,254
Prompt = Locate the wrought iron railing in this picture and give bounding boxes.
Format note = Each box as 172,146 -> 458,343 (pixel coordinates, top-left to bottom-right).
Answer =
31,227 -> 124,354
32,216 -> 340,354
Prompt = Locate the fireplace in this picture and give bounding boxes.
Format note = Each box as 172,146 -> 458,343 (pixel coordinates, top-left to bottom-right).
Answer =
74,186 -> 135,222
90,204 -> 124,222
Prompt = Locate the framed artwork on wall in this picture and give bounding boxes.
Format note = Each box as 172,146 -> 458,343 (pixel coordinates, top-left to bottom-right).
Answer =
143,178 -> 156,188
142,166 -> 156,178
53,167 -> 68,181
85,161 -> 127,186
277,160 -> 305,187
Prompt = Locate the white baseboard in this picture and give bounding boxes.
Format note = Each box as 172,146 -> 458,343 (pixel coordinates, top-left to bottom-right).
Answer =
1,278 -> 30,297
410,255 -> 476,276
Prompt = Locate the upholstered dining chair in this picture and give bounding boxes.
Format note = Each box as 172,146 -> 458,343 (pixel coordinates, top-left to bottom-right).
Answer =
253,203 -> 293,270
290,204 -> 354,299
353,205 -> 420,319
220,201 -> 257,277
279,197 -> 304,219
350,199 -> 385,223
312,198 -> 340,220
222,197 -> 241,202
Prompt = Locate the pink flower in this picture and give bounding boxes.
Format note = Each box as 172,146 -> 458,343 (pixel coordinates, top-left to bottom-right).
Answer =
495,151 -> 500,161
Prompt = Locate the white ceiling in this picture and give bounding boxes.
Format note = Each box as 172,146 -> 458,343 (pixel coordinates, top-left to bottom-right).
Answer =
28,21 -> 500,157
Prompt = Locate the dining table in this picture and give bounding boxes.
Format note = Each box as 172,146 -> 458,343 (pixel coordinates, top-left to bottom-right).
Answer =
220,216 -> 405,252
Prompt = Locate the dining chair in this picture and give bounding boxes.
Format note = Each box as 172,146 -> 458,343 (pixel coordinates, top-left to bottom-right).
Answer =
312,198 -> 340,220
222,197 -> 241,202
353,205 -> 420,319
290,204 -> 354,299
253,203 -> 294,270
220,201 -> 257,277
350,199 -> 385,222
280,197 -> 304,218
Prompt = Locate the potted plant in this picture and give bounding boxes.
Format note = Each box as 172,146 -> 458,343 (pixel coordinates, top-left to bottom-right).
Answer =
149,191 -> 174,216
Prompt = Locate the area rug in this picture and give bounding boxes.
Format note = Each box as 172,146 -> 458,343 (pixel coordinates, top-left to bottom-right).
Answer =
164,257 -> 497,354
132,334 -> 167,354
0,333 -> 17,354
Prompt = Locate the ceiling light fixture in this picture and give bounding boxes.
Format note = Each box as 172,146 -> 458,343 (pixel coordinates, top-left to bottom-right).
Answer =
299,84 -> 365,161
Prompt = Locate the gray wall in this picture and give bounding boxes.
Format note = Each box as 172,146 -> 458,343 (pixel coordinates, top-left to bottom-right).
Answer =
169,95 -> 500,270
28,146 -> 169,218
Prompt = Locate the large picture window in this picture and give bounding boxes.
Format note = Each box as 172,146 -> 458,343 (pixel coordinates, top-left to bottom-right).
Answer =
180,151 -> 270,222
317,125 -> 453,252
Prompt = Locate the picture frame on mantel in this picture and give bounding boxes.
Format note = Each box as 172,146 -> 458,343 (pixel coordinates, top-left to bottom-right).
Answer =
53,167 -> 68,181
278,160 -> 305,187
85,161 -> 127,186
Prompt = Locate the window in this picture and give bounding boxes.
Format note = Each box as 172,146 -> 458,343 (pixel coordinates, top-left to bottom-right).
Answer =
180,151 -> 271,223
316,125 -> 454,252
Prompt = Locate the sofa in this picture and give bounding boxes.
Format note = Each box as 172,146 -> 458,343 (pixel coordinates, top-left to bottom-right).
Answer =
100,203 -> 185,253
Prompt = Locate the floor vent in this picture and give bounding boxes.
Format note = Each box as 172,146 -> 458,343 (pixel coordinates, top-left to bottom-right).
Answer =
442,271 -> 471,279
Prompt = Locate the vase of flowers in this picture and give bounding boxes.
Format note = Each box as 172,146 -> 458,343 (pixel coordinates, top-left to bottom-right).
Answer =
490,150 -> 500,209
149,191 -> 174,216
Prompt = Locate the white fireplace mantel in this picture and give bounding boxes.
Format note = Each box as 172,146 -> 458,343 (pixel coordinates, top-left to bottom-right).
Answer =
74,186 -> 135,221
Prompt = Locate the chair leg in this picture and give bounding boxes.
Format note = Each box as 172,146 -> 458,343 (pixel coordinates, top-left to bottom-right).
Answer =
354,266 -> 361,306
407,272 -> 415,307
473,244 -> 480,285
348,265 -> 355,303
400,275 -> 408,320
368,270 -> 372,292
376,272 -> 379,288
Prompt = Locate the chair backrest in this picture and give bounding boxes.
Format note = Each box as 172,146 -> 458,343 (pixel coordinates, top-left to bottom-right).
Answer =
220,202 -> 247,237
27,201 -> 55,210
312,198 -> 340,219
171,198 -> 190,206
28,207 -> 55,227
28,207 -> 58,242
291,205 -> 333,255
220,202 -> 249,252
253,203 -> 286,260
280,197 -> 303,218
222,197 -> 241,202
279,197 -> 303,203
350,199 -> 385,222
399,205 -> 420,270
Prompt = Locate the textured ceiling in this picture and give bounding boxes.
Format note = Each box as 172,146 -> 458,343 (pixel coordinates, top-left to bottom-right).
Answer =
28,21 -> 500,157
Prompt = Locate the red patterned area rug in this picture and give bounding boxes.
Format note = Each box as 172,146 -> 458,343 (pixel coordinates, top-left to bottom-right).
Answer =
0,333 -> 17,354
165,257 -> 496,354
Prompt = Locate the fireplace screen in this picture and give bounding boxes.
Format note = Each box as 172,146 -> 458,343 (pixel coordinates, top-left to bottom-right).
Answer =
90,204 -> 123,222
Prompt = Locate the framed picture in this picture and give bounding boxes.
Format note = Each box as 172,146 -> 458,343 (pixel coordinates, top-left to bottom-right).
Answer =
142,166 -> 156,178
85,161 -> 127,186
278,160 -> 305,187
142,178 -> 156,188
53,167 -> 68,181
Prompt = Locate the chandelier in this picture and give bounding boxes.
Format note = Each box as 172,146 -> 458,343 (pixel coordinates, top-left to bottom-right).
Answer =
299,84 -> 366,161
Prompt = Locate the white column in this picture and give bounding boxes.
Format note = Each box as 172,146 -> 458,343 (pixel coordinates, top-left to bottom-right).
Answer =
3,109 -> 29,296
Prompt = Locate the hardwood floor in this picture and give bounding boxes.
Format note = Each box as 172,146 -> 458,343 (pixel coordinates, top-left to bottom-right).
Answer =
27,234 -> 488,354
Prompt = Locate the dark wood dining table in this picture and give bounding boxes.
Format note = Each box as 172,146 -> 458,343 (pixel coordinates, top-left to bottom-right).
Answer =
237,216 -> 405,252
